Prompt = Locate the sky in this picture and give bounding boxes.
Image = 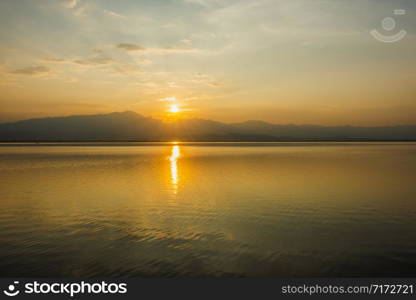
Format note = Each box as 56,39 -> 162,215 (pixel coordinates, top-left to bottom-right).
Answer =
0,0 -> 415,125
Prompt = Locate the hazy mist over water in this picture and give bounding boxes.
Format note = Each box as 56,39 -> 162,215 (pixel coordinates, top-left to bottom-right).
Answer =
1,143 -> 416,277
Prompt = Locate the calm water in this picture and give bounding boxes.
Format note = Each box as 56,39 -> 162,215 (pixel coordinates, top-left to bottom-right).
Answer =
1,142 -> 416,277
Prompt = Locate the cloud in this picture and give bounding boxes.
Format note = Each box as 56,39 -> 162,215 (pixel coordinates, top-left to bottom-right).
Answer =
41,51 -> 146,76
135,58 -> 152,65
43,55 -> 113,66
116,43 -> 146,51
111,64 -> 141,75
63,0 -> 92,17
181,39 -> 193,45
73,56 -> 113,66
155,46 -> 199,54
43,57 -> 68,63
9,66 -> 50,76
192,72 -> 224,87
183,0 -> 223,8
160,97 -> 177,102
103,10 -> 126,18
116,43 -> 202,54
63,0 -> 80,9
161,23 -> 177,29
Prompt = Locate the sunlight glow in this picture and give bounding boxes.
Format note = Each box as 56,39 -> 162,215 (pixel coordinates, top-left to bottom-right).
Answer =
169,104 -> 180,113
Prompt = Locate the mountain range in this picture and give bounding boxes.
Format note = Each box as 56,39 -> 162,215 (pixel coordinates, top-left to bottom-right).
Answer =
0,111 -> 415,142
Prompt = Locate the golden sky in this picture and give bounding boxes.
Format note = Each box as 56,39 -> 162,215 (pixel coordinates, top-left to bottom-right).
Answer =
0,0 -> 415,125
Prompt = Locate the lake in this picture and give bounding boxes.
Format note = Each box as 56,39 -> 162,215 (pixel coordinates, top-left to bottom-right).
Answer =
1,142 -> 416,277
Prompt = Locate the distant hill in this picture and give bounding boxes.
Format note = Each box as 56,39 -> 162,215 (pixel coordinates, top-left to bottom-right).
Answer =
0,111 -> 415,142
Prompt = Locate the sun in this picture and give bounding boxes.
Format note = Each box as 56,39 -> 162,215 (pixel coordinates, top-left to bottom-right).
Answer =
169,104 -> 180,113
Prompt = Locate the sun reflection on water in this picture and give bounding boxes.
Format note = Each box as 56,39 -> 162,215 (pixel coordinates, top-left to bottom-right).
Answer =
169,144 -> 181,193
